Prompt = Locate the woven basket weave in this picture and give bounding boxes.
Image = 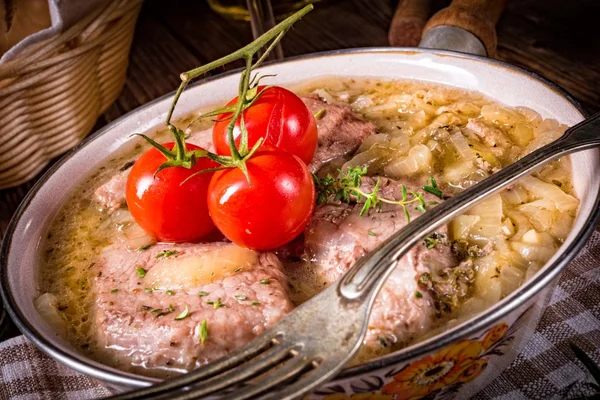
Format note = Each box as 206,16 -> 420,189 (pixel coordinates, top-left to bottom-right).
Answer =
0,0 -> 142,189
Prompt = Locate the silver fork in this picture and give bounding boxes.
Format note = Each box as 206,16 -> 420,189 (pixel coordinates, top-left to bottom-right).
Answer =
108,112 -> 600,400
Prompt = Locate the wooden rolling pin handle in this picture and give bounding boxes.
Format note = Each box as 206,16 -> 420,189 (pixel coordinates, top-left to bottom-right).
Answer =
423,0 -> 508,56
389,0 -> 433,47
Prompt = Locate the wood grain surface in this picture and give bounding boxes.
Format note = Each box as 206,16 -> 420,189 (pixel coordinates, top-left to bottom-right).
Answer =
1,0 -> 599,336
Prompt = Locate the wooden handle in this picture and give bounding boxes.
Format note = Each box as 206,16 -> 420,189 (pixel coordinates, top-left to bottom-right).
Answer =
388,0 -> 432,47
423,0 -> 508,56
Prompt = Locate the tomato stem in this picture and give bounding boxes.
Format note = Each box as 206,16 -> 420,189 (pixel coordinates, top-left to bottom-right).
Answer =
136,4 -> 313,178
165,4 -> 313,142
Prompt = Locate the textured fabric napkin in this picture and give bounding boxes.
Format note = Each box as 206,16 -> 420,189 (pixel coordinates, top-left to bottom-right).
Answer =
1,232 -> 600,400
0,0 -> 106,63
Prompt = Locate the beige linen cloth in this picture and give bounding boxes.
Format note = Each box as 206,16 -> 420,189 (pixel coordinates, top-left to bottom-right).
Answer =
1,232 -> 600,400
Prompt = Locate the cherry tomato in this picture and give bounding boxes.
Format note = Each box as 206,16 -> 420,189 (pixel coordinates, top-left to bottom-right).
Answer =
207,147 -> 315,250
212,86 -> 318,165
126,143 -> 217,243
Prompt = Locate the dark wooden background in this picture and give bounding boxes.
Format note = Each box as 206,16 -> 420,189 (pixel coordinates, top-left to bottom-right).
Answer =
1,0 -> 599,336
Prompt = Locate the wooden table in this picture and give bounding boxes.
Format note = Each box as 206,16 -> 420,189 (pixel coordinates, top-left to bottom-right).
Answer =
1,0 -> 599,337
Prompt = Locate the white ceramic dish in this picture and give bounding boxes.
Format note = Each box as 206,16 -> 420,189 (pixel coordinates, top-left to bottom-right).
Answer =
2,49 -> 599,399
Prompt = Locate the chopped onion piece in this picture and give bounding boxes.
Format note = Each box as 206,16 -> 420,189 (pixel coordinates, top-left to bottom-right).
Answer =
357,133 -> 390,153
146,244 -> 258,290
35,293 -> 67,338
383,144 -> 431,178
519,176 -> 579,214
450,215 -> 480,241
501,265 -> 524,297
467,194 -> 503,245
449,131 -> 475,161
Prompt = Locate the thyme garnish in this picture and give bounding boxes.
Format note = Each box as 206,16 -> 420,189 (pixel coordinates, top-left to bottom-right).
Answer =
260,278 -> 270,285
155,250 -> 179,259
137,244 -> 151,251
199,319 -> 208,346
235,295 -> 248,301
423,176 -> 444,199
314,108 -> 326,119
110,288 -> 118,294
368,230 -> 377,237
166,290 -> 175,296
212,298 -> 225,309
251,301 -> 260,306
136,267 -> 146,278
175,305 -> 190,320
313,166 -> 433,222
151,304 -> 175,318
198,291 -> 208,297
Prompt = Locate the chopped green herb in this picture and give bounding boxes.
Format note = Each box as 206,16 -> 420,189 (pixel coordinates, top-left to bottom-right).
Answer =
368,230 -> 377,237
235,295 -> 248,301
198,291 -> 208,297
233,267 -> 242,273
136,267 -> 147,278
206,300 -> 214,305
314,108 -> 326,119
313,167 -> 430,223
144,288 -> 154,293
110,288 -> 118,294
137,244 -> 151,251
152,305 -> 175,318
119,160 -> 135,172
155,249 -> 179,259
423,176 -> 444,199
199,319 -> 208,346
166,290 -> 175,296
424,237 -> 438,249
251,301 -> 260,306
213,298 -> 225,309
260,278 -> 270,285
140,305 -> 152,311
415,291 -> 423,298
175,305 -> 190,320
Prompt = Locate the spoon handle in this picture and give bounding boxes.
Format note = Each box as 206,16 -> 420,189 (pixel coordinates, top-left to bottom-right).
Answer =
339,112 -> 600,303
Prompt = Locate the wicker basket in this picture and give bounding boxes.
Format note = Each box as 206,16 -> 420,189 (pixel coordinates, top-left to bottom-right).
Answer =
0,0 -> 142,189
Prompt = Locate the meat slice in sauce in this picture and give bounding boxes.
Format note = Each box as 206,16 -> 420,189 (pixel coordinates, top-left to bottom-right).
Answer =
294,177 -> 467,356
92,242 -> 292,376
93,128 -> 213,213
301,94 -> 377,173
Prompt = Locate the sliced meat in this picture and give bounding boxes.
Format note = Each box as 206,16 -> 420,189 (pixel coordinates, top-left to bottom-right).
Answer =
93,128 -> 213,213
92,242 -> 292,377
94,169 -> 128,213
302,94 -> 377,173
296,177 -> 459,355
465,118 -> 511,156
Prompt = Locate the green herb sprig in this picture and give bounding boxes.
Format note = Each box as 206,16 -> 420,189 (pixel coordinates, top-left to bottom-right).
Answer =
423,176 -> 444,199
314,166 -> 434,223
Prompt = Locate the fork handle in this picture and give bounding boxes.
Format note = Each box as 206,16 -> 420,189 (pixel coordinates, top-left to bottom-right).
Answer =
339,112 -> 600,302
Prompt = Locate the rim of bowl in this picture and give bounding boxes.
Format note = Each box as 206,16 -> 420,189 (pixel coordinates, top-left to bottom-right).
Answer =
1,47 -> 599,387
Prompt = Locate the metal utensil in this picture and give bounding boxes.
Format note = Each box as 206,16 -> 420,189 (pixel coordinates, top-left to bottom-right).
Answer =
247,0 -> 284,60
107,109 -> 600,399
420,0 -> 508,56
